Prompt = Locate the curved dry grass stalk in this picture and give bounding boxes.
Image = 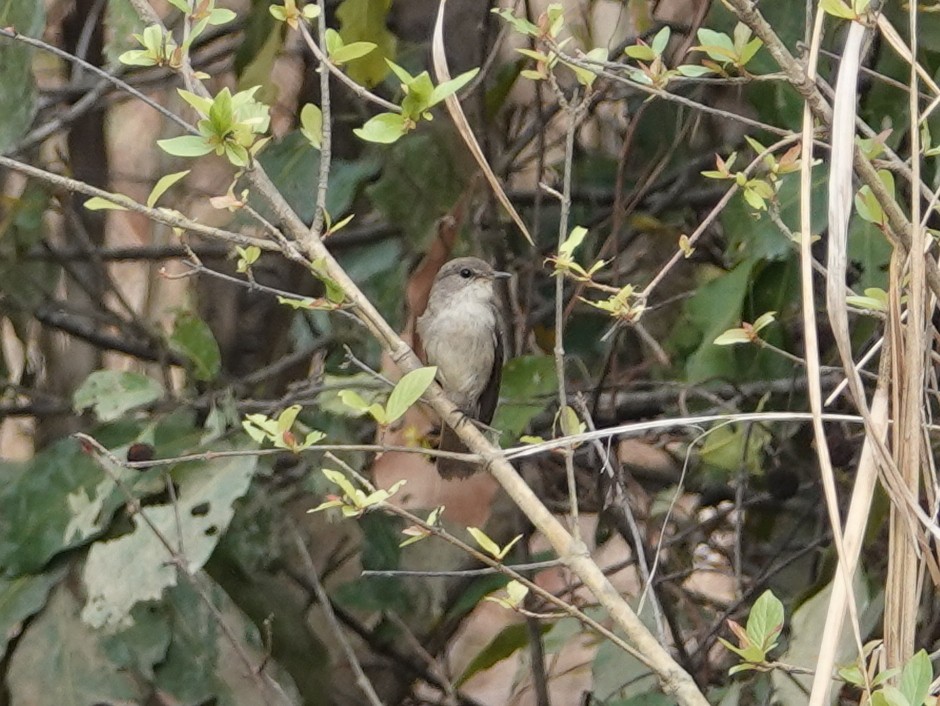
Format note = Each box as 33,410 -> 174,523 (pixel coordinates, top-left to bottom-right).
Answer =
431,0 -> 534,246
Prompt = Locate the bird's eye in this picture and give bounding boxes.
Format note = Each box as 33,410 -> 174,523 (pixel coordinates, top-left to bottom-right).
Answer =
459,268 -> 473,279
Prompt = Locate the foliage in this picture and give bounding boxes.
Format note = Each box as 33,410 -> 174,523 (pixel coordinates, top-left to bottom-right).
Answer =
1,0 -> 938,703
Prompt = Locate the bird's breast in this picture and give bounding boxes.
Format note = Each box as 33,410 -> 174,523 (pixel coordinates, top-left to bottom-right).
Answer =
417,301 -> 496,411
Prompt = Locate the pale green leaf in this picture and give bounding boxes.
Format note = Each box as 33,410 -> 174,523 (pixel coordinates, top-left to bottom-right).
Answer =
157,135 -> 214,158
713,328 -> 751,345
353,112 -> 408,144
385,366 -> 437,423
73,371 -> 164,422
83,196 -> 128,211
146,170 -> 189,208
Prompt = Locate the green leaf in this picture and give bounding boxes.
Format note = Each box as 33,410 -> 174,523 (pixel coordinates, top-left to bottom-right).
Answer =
300,103 -> 323,149
207,8 -> 236,24
336,0 -> 396,86
177,89 -> 213,116
429,68 -> 480,106
83,196 -> 128,211
354,112 -> 408,144
751,311 -> 777,332
558,405 -> 582,437
8,586 -> 143,704
676,64 -> 713,77
0,0 -> 44,153
820,0 -> 857,19
146,170 -> 189,208
467,527 -> 502,558
73,370 -> 164,421
385,366 -> 437,423
455,623 -> 535,686
559,225 -> 588,258
169,310 -> 222,381
899,649 -> 932,706
81,450 -> 258,629
157,134 -> 214,158
746,590 -> 784,653
713,328 -> 751,346
330,40 -> 377,65
625,44 -> 656,61
0,439 -> 121,576
872,686 -> 913,706
153,580 -> 299,702
651,26 -> 671,56
0,568 -> 66,659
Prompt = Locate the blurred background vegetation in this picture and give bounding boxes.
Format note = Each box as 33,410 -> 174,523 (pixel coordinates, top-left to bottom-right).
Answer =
0,0 -> 932,704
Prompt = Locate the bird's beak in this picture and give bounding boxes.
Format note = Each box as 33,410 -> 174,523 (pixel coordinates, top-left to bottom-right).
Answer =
493,270 -> 512,280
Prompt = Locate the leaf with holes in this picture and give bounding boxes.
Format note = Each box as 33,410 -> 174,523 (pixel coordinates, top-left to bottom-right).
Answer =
81,450 -> 257,629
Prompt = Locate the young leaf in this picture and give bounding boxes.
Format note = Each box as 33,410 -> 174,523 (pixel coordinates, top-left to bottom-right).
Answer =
713,328 -> 751,346
330,40 -> 377,65
170,310 -> 222,381
467,527 -> 502,559
745,590 -> 784,654
157,135 -> 214,158
385,366 -> 438,423
300,103 -> 323,149
820,0 -> 857,19
146,170 -> 190,208
651,26 -> 671,56
429,68 -> 480,107
83,196 -> 128,211
354,112 -> 408,144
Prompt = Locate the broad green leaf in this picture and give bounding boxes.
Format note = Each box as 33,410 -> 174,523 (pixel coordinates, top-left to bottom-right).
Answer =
820,0 -> 857,19
353,112 -> 408,144
153,577 -> 300,702
157,134 -> 214,158
746,590 -> 784,653
8,586 -> 143,704
0,441 -> 114,575
169,310 -> 221,381
455,622 -> 535,686
872,686 -> 912,706
276,404 -> 302,432
0,0 -> 44,153
208,8 -> 236,24
336,0 -> 396,86
0,568 -> 66,659
81,450 -> 258,629
385,366 -> 437,423
83,196 -> 128,211
330,40 -> 377,65
625,44 -> 656,61
73,370 -> 164,421
899,650 -> 932,706
651,26 -> 670,56
146,170 -> 189,208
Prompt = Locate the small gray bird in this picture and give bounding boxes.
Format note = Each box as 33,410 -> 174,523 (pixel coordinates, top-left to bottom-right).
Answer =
417,257 -> 510,479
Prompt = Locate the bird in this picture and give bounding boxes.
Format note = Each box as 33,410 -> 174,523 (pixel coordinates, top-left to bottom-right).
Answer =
416,257 -> 510,478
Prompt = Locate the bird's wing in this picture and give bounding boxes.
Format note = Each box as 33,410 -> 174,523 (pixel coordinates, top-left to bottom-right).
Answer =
476,322 -> 503,425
